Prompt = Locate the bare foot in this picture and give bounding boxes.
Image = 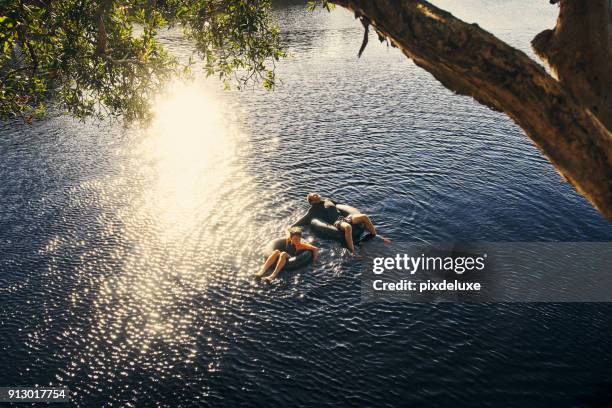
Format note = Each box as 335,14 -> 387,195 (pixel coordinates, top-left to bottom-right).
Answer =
380,235 -> 392,243
262,276 -> 274,283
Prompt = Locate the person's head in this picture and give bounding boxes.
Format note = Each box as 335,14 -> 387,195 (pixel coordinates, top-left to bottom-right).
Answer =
307,192 -> 322,204
287,226 -> 303,245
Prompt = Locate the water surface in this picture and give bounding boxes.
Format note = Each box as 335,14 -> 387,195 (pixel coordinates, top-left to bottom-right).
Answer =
1,2 -> 611,407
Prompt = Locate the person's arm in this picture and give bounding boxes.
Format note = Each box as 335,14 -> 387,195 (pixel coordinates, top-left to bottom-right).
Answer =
297,242 -> 319,261
290,207 -> 313,227
311,247 -> 319,261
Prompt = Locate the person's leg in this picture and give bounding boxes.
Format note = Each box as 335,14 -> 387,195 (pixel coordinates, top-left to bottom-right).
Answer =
351,214 -> 391,243
257,250 -> 280,277
264,252 -> 289,282
351,214 -> 377,236
339,221 -> 355,253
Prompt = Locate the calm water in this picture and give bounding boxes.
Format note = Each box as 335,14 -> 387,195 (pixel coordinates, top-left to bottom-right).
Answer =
1,2 -> 612,407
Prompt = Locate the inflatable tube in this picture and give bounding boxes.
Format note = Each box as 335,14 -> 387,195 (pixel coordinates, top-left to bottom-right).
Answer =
310,203 -> 366,244
262,237 -> 313,271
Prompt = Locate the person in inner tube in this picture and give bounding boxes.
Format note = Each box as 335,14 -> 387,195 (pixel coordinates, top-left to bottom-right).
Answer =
291,192 -> 391,253
256,227 -> 319,282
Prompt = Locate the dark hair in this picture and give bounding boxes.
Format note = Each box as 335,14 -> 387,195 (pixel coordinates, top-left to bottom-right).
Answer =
288,226 -> 303,237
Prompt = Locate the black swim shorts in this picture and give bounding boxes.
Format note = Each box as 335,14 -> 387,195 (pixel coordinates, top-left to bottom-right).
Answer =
333,215 -> 353,229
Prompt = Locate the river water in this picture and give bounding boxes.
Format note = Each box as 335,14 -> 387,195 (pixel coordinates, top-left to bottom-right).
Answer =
1,1 -> 611,407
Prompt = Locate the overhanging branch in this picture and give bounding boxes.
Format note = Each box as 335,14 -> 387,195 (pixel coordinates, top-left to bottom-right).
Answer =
333,0 -> 612,219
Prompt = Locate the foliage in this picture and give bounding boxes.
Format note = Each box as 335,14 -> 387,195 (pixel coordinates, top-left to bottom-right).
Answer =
307,0 -> 334,12
0,0 -> 284,122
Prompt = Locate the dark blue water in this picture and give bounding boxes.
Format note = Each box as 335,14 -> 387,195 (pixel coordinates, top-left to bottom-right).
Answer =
1,2 -> 611,407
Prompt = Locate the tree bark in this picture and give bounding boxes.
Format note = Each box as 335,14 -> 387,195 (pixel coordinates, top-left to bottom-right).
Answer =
332,0 -> 612,220
533,0 -> 612,131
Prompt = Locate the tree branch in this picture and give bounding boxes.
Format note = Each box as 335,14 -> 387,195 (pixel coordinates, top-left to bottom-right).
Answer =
100,54 -> 146,66
532,0 -> 612,131
333,0 -> 612,219
17,1 -> 39,73
95,0 -> 112,56
357,15 -> 370,57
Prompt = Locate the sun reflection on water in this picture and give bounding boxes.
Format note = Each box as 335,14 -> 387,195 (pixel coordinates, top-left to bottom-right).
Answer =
139,80 -> 240,240
50,80 -> 263,389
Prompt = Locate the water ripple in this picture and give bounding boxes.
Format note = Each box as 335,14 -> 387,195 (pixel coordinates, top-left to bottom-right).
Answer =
1,2 -> 612,407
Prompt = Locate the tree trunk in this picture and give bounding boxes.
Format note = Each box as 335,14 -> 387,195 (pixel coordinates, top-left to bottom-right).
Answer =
332,0 -> 612,220
533,0 -> 612,131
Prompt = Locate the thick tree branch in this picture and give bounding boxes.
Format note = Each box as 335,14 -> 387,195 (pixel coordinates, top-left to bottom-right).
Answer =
532,0 -> 612,131
333,0 -> 612,219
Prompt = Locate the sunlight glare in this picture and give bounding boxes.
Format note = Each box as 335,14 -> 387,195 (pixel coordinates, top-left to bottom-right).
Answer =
140,80 -> 240,239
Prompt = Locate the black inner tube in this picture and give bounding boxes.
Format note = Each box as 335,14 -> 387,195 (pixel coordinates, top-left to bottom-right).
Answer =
310,203 -> 366,245
261,237 -> 313,271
